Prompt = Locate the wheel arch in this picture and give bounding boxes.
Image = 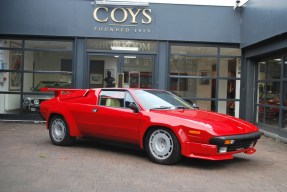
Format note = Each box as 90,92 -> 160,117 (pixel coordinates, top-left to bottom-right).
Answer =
47,112 -> 82,137
141,125 -> 186,152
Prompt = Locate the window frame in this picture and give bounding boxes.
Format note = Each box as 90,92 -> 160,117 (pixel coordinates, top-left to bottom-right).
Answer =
168,43 -> 242,116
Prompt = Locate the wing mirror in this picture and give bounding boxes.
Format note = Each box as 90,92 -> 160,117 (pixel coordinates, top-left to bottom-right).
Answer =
192,103 -> 199,109
129,102 -> 139,113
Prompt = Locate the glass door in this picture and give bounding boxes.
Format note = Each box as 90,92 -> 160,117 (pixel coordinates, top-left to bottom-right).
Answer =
123,55 -> 154,88
89,55 -> 119,88
88,54 -> 154,88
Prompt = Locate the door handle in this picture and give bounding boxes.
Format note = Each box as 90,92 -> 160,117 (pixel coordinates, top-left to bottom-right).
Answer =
92,108 -> 98,113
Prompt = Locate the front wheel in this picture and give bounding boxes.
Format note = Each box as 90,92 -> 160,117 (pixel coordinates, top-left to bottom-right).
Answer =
145,128 -> 181,165
49,116 -> 75,146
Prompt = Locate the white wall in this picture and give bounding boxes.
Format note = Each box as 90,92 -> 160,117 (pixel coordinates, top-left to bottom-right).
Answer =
196,60 -> 213,111
23,51 -> 33,92
218,60 -> 228,114
0,48 -> 7,113
0,41 -> 19,113
235,59 -> 241,117
32,52 -> 72,86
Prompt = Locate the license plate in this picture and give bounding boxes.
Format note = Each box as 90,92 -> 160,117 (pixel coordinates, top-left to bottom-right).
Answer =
31,108 -> 36,112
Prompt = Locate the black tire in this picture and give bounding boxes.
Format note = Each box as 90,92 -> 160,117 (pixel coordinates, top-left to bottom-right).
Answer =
48,115 -> 75,146
145,128 -> 181,165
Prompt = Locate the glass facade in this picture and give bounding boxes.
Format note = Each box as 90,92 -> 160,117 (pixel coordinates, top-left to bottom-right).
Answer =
87,39 -> 156,89
88,55 -> 154,89
87,39 -> 157,52
0,39 -> 73,117
169,45 -> 241,117
256,56 -> 287,131
1,39 -> 243,119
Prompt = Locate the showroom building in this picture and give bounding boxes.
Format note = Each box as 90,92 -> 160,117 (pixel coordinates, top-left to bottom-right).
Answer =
0,0 -> 287,141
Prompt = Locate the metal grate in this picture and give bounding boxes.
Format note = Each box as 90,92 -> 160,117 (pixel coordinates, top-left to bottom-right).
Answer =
227,139 -> 254,152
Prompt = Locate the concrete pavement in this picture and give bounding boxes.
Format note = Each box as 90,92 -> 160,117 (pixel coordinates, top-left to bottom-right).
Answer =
0,122 -> 287,192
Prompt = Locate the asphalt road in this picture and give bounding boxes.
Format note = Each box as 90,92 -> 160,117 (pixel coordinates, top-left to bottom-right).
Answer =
0,122 -> 287,192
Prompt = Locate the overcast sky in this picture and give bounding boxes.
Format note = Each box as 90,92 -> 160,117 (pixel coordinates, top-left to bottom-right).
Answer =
116,0 -> 249,6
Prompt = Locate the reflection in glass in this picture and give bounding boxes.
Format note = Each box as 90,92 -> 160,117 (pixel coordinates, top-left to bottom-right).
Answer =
283,81 -> 287,108
264,106 -> 280,128
0,39 -> 74,118
267,58 -> 281,80
0,39 -> 22,48
257,105 -> 281,128
261,90 -> 280,106
0,72 -> 21,92
24,51 -> 73,71
23,73 -> 72,92
257,82 -> 266,104
258,61 -> 266,81
87,39 -> 157,52
170,45 -> 241,115
170,78 -> 215,99
257,57 -> 285,129
124,56 -> 153,89
283,110 -> 287,129
193,100 -> 212,111
256,106 -> 264,124
25,40 -> 73,50
219,58 -> 239,78
89,55 -> 119,88
0,94 -> 21,114
8,46 -> 23,90
220,48 -> 241,56
171,46 -> 217,55
218,101 -> 240,117
170,56 -> 217,76
22,93 -> 54,113
218,80 -> 240,99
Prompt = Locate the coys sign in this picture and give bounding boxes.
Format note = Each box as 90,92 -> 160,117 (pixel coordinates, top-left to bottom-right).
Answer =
93,7 -> 152,33
93,7 -> 152,24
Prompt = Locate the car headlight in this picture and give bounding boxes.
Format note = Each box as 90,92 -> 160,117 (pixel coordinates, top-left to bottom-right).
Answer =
24,98 -> 31,105
219,147 -> 228,153
33,99 -> 40,105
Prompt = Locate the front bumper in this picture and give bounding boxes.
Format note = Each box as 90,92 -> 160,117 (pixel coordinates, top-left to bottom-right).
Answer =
22,104 -> 40,112
181,131 -> 262,160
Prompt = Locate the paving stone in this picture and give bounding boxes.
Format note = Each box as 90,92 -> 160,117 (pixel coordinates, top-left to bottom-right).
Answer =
0,122 -> 287,192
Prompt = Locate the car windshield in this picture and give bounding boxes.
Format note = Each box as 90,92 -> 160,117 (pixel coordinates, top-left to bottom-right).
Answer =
133,90 -> 193,110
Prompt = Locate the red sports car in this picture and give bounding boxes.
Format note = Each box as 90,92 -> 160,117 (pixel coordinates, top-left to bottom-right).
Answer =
40,88 -> 261,165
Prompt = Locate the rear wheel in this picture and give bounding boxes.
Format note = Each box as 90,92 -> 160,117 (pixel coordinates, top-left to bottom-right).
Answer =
49,115 -> 74,146
145,128 -> 181,165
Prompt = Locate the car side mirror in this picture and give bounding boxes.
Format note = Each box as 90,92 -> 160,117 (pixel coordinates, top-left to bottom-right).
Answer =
129,102 -> 139,113
192,103 -> 199,109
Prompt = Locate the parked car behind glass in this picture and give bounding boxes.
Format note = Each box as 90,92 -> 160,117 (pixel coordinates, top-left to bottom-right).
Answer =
23,81 -> 71,112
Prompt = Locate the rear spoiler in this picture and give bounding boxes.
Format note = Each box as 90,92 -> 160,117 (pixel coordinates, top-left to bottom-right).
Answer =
40,88 -> 83,97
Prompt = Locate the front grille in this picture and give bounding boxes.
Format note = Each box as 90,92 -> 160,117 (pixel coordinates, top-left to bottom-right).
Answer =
209,131 -> 262,153
226,139 -> 254,152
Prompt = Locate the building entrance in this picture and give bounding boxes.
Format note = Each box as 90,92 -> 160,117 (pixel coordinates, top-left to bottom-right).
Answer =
88,54 -> 154,89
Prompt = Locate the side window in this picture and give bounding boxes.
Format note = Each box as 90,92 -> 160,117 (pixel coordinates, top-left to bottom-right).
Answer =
99,90 -> 125,108
124,92 -> 136,108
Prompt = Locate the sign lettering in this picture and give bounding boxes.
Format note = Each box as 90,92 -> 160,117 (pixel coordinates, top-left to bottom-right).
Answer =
93,7 -> 152,25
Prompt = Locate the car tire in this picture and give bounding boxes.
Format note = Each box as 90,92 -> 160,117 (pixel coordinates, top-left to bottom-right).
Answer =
49,115 -> 75,146
145,128 -> 181,165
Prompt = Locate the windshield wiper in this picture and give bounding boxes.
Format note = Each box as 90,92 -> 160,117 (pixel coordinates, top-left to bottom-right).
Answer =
151,106 -> 172,110
175,106 -> 186,110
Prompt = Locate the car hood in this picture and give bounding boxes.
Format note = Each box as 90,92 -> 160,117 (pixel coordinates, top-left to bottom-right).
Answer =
149,109 -> 258,136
